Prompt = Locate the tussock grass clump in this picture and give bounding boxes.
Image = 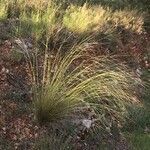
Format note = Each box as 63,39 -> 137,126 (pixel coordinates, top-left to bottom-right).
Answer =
112,9 -> 144,33
11,1 -> 59,39
63,4 -> 144,34
0,0 -> 8,20
63,4 -> 112,34
17,38 -> 140,124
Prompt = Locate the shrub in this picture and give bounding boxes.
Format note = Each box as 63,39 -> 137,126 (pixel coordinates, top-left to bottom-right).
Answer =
66,0 -> 150,11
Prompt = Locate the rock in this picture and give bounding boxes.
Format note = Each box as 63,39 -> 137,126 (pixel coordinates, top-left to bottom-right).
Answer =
82,119 -> 92,129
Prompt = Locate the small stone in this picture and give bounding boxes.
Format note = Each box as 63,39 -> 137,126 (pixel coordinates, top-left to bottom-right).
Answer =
5,69 -> 9,73
1,67 -> 5,72
34,133 -> 38,138
2,127 -> 6,131
82,119 -> 92,129
136,68 -> 142,77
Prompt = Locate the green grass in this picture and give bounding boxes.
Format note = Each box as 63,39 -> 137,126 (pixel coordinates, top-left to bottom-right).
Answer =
12,1 -> 59,39
63,4 -> 144,34
124,70 -> 150,149
124,70 -> 150,130
123,104 -> 150,132
126,132 -> 150,150
124,105 -> 150,150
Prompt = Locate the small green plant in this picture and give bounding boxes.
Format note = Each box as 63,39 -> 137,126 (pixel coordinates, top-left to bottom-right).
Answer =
123,105 -> 150,132
63,4 -> 144,34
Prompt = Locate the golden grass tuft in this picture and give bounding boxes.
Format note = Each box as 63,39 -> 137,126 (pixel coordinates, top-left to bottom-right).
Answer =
19,40 -> 140,124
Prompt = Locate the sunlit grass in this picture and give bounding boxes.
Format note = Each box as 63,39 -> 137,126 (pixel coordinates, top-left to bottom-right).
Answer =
112,9 -> 144,33
63,4 -> 144,34
63,4 -> 112,34
0,0 -> 8,20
